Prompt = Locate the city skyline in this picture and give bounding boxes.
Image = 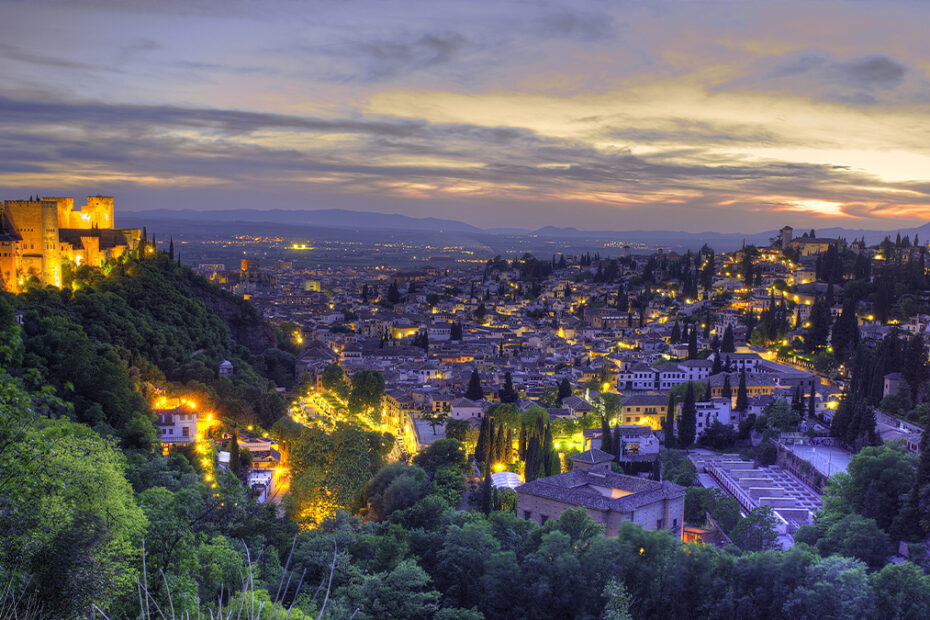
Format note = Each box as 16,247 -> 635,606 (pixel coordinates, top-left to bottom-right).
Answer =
2,0 -> 930,231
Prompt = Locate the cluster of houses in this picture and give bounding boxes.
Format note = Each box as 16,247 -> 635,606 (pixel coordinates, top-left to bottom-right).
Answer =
153,395 -> 282,502
183,226 -> 929,533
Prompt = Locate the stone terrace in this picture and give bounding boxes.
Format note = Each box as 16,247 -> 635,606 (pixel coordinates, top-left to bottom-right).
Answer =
690,453 -> 822,532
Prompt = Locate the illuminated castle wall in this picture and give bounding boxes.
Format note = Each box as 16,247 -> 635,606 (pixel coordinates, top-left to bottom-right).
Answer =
0,195 -> 141,292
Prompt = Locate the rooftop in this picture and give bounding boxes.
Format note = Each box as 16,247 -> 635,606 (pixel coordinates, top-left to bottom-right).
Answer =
516,469 -> 684,513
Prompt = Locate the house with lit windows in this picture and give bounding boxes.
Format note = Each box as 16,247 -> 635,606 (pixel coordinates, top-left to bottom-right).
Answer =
516,449 -> 685,539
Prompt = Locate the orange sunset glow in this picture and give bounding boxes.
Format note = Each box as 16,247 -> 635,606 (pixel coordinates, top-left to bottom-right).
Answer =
1,1 -> 929,232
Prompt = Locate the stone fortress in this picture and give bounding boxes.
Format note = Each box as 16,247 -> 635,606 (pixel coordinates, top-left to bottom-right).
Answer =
0,195 -> 141,292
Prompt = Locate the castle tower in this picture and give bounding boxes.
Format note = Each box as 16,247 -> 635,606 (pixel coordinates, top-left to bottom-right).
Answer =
41,200 -> 61,286
47,197 -> 75,227
2,199 -> 60,287
0,208 -> 19,292
85,195 -> 114,229
780,226 -> 793,250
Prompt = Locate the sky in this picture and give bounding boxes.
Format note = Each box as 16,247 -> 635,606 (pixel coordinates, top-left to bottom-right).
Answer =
2,0 -> 930,232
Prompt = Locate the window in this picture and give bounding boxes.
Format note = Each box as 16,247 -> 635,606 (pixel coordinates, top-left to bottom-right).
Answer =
540,515 -> 549,525
182,426 -> 189,437
657,518 -> 664,529
524,511 -> 532,520
673,518 -> 678,527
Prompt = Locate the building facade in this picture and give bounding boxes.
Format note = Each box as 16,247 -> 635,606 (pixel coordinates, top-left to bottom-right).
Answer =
0,195 -> 141,292
516,450 -> 685,539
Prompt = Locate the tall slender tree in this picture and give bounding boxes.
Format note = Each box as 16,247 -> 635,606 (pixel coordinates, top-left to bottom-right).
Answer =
483,421 -> 496,469
903,334 -> 928,405
722,325 -> 735,353
736,369 -> 748,412
229,427 -> 240,476
494,424 -> 506,463
498,371 -> 518,403
664,393 -> 676,448
678,382 -> 697,447
480,469 -> 492,514
465,368 -> 483,401
601,416 -> 613,454
475,416 -> 489,465
524,435 -> 540,482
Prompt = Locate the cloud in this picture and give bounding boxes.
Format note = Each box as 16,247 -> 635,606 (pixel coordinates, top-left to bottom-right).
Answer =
354,32 -> 467,80
841,55 -> 906,89
537,10 -> 616,41
3,91 -> 927,231
0,43 -> 112,72
117,37 -> 162,64
726,51 -> 912,104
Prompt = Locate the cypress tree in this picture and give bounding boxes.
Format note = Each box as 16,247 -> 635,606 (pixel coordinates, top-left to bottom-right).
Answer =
806,296 -> 832,351
499,371 -> 518,403
916,429 -> 930,533
557,378 -> 572,403
903,334 -> 928,405
678,382 -> 697,447
505,428 -> 513,462
612,426 -> 622,460
524,435 -> 540,482
856,402 -> 879,449
465,368 -> 483,401
664,393 -> 676,448
483,421 -> 495,469
722,325 -> 735,352
543,424 -> 556,476
808,389 -> 816,419
712,354 -> 722,375
688,327 -> 698,359
722,374 -> 732,400
601,416 -> 613,454
671,321 -> 681,343
495,424 -> 506,463
475,417 -> 489,464
519,422 -> 527,459
168,237 -> 174,260
831,389 -> 853,440
480,469 -> 492,514
831,301 -> 859,362
736,369 -> 748,411
229,427 -> 240,476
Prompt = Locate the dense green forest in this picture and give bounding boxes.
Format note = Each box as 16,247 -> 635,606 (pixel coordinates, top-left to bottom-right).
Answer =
3,254 -> 930,618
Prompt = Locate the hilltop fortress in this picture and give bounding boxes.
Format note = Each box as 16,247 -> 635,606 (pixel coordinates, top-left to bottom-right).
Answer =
0,195 -> 141,292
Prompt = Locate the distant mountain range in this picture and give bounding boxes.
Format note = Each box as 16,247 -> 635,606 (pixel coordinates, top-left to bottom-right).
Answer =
124,208 -> 485,234
122,208 -> 930,248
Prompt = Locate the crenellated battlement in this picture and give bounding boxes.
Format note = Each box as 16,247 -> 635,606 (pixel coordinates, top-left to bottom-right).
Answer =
0,195 -> 139,292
